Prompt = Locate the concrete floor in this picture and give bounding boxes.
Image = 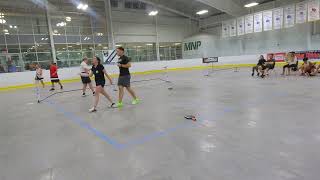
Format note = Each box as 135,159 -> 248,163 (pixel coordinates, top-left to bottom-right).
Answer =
1,68 -> 320,180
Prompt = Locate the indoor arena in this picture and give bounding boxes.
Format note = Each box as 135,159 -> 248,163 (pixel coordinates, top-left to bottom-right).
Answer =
1,0 -> 320,180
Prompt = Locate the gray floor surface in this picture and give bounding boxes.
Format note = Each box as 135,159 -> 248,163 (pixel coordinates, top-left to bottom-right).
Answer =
1,68 -> 320,180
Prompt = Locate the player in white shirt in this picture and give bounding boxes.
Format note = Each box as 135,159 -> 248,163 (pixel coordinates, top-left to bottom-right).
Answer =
35,63 -> 45,88
80,57 -> 95,97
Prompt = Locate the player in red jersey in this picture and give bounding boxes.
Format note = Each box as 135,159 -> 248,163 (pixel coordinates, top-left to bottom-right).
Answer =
49,62 -> 63,91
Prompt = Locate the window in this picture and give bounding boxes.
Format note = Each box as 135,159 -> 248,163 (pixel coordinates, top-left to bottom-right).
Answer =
124,1 -> 146,10
159,42 -> 182,61
110,0 -> 118,7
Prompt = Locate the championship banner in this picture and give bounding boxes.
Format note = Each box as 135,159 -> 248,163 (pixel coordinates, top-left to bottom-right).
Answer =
263,10 -> 273,31
254,12 -> 263,32
245,14 -> 254,34
273,8 -> 283,30
308,0 -> 320,21
222,21 -> 229,38
284,5 -> 295,28
237,17 -> 245,36
296,1 -> 307,23
229,19 -> 237,37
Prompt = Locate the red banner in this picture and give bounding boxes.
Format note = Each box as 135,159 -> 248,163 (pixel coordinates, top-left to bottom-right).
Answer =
268,50 -> 320,62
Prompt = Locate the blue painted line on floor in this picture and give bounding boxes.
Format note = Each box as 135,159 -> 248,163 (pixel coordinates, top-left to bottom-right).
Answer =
119,91 -> 290,150
120,121 -> 193,149
120,107 -> 234,149
45,100 -> 123,150
43,90 -> 290,151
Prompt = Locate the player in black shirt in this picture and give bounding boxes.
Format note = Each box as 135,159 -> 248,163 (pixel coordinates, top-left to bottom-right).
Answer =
116,47 -> 139,108
264,54 -> 276,75
251,55 -> 266,77
89,56 -> 115,112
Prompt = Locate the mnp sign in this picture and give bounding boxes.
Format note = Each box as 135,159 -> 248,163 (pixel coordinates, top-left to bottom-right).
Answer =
184,41 -> 201,51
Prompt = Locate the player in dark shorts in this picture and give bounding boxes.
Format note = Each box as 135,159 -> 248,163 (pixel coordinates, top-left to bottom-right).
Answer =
49,62 -> 63,91
115,47 -> 139,108
35,63 -> 45,88
264,54 -> 276,75
89,56 -> 115,112
251,55 -> 266,77
80,57 -> 95,97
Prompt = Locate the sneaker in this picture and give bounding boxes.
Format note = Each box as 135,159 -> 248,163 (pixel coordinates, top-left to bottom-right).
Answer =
50,88 -> 55,91
257,73 -> 260,76
116,102 -> 123,108
89,107 -> 97,113
261,74 -> 265,78
82,93 -> 86,97
110,103 -> 116,108
93,92 -> 95,96
60,86 -> 63,90
132,99 -> 140,105
251,72 -> 254,76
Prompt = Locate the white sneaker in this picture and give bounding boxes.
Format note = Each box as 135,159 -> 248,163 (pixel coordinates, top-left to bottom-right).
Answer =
89,107 -> 97,113
82,93 -> 86,97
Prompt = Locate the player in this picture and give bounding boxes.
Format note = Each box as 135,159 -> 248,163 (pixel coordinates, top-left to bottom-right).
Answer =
80,57 -> 95,97
49,62 -> 63,91
116,47 -> 139,108
89,56 -> 115,112
35,63 -> 45,88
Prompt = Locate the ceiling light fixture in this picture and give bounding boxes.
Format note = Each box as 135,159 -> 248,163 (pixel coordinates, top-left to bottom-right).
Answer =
57,22 -> 66,27
244,2 -> 259,8
148,10 -> 158,16
82,4 -> 88,10
196,10 -> 208,15
77,3 -> 88,10
0,19 -> 6,24
77,3 -> 83,9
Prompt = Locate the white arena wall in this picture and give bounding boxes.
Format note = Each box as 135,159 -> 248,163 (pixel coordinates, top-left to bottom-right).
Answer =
0,55 -> 261,88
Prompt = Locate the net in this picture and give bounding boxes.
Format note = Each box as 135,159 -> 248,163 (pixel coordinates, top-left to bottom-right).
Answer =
35,66 -> 173,103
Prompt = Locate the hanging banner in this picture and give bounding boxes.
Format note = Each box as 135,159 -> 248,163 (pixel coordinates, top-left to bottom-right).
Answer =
273,8 -> 283,29
222,21 -> 229,38
284,5 -> 295,28
263,10 -> 273,31
296,1 -> 307,23
254,12 -> 263,32
229,19 -> 237,37
237,17 -> 245,36
308,0 -> 320,21
245,14 -> 254,34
